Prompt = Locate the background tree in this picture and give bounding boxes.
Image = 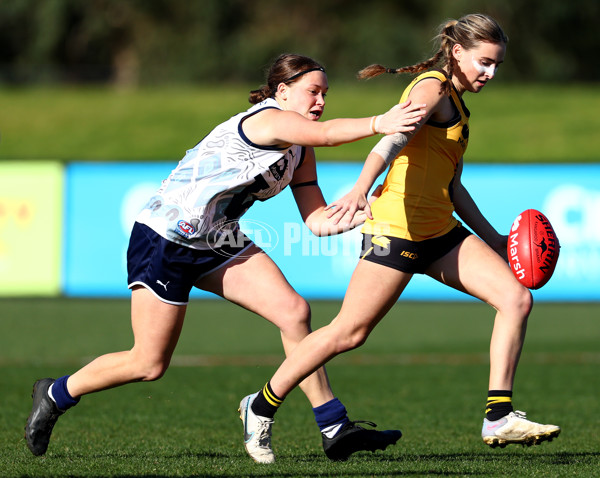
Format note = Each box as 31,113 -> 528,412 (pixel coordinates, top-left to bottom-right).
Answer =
0,0 -> 598,87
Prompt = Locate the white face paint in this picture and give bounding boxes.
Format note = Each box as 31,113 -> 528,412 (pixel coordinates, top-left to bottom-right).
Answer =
471,54 -> 497,76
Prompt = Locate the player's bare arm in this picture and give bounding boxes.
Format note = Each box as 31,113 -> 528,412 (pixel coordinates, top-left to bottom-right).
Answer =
242,102 -> 426,149
452,158 -> 507,255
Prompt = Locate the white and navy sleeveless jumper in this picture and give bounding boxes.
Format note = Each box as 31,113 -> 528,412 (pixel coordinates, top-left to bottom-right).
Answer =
136,98 -> 305,250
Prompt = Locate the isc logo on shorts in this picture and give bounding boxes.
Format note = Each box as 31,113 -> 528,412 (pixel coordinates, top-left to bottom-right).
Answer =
401,250 -> 418,260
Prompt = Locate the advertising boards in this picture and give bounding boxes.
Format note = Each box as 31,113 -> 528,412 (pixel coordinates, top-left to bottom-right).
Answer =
63,162 -> 600,301
0,161 -> 63,296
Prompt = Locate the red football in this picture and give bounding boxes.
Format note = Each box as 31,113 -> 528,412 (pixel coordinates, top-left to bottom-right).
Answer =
507,209 -> 560,289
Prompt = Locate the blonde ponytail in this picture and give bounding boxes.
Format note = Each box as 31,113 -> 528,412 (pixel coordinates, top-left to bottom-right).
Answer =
358,14 -> 507,96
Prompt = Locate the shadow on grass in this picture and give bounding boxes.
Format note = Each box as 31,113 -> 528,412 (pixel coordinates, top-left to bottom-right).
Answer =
26,450 -> 599,478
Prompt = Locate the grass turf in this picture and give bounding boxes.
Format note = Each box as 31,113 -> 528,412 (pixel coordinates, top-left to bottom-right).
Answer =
1,83 -> 599,163
1,298 -> 599,476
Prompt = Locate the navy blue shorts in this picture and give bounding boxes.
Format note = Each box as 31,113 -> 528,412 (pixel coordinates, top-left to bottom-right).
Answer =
127,222 -> 253,305
360,224 -> 472,274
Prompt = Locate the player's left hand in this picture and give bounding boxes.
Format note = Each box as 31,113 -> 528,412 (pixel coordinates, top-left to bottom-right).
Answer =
326,185 -> 382,226
346,185 -> 383,227
326,187 -> 369,226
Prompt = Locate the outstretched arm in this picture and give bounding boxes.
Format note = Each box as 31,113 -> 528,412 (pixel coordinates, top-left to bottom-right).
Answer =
243,100 -> 426,149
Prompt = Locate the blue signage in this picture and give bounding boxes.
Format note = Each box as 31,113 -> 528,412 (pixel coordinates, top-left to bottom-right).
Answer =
63,162 -> 600,301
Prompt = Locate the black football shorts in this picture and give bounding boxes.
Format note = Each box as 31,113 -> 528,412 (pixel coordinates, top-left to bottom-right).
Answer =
360,224 -> 472,274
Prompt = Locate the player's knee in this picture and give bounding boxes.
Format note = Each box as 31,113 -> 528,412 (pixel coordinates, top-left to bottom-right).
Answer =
279,296 -> 312,329
130,353 -> 170,382
141,362 -> 169,382
332,326 -> 369,353
519,286 -> 534,315
511,283 -> 533,316
350,328 -> 371,349
499,282 -> 533,320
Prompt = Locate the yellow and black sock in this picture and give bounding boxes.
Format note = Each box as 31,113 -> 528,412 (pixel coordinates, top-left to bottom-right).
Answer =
251,382 -> 283,419
486,390 -> 513,421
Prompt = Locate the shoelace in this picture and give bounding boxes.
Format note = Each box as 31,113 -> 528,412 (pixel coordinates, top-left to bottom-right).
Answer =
513,410 -> 527,419
348,420 -> 378,429
256,419 -> 273,447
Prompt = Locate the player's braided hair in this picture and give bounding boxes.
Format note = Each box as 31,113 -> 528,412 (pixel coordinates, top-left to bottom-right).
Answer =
358,13 -> 508,96
249,53 -> 325,104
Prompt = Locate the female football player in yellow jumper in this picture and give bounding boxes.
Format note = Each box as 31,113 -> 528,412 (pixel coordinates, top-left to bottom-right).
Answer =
243,14 -> 560,454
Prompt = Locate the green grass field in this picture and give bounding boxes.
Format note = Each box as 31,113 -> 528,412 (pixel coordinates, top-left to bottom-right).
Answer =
1,298 -> 599,477
1,83 -> 599,163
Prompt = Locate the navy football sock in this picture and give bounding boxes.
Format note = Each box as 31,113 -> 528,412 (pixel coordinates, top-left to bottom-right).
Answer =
313,398 -> 350,437
49,375 -> 80,411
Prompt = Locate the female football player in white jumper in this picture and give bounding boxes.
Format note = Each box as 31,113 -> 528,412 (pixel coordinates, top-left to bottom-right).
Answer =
25,53 -> 426,463
244,15 -> 560,453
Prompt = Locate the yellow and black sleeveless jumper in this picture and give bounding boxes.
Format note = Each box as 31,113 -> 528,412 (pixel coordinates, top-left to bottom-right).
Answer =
362,70 -> 470,241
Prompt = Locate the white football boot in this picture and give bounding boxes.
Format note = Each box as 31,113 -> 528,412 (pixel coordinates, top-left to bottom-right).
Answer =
239,392 -> 275,463
482,410 -> 560,448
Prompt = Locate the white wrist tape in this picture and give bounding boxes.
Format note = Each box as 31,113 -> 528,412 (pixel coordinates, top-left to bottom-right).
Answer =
374,114 -> 382,134
369,115 -> 383,134
370,132 -> 409,165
